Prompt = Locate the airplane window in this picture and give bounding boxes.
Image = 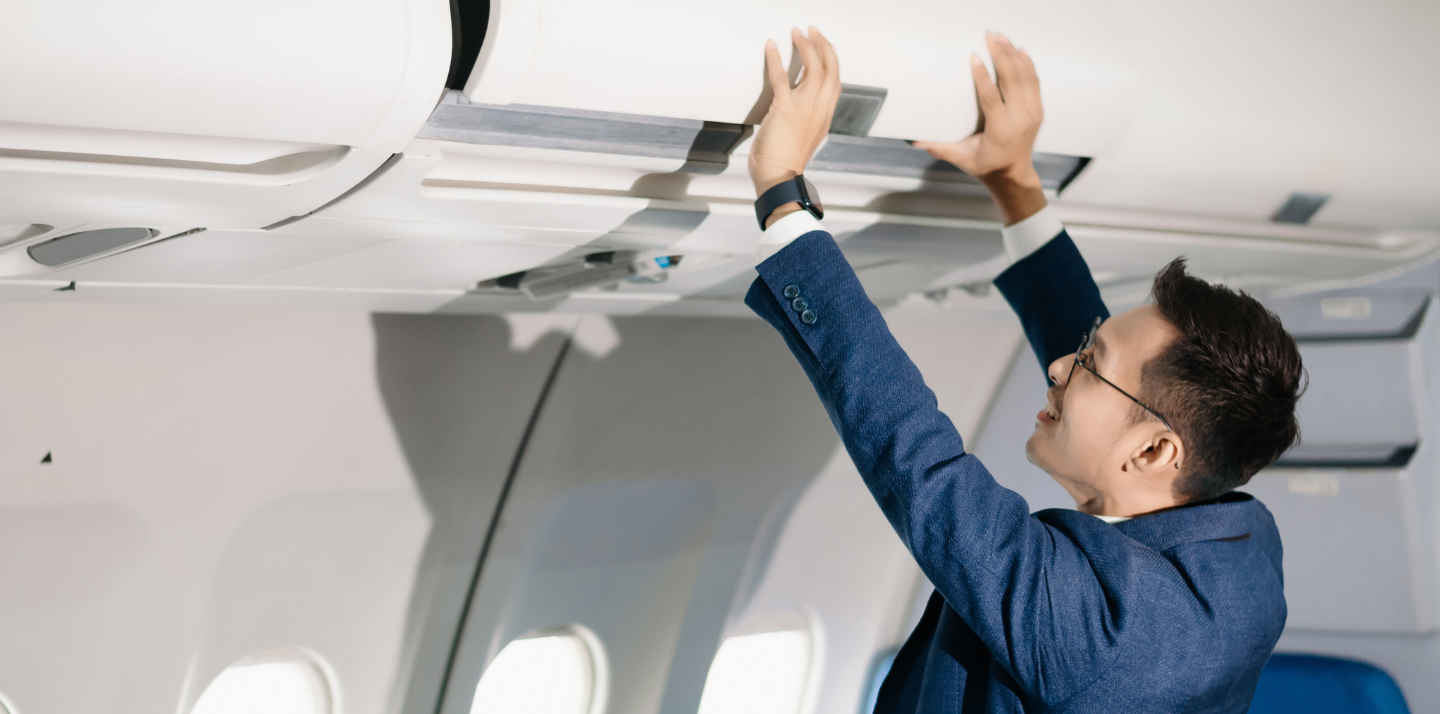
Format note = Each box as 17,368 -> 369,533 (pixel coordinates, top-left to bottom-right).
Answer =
470,631 -> 600,714
190,651 -> 332,714
696,630 -> 812,714
864,649 -> 900,714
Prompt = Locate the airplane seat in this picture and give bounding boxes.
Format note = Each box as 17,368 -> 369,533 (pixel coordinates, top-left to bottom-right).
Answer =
1248,653 -> 1410,714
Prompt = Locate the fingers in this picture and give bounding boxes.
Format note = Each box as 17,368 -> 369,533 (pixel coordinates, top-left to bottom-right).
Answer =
970,53 -> 1003,118
764,39 -> 793,106
1018,48 -> 1044,119
987,33 -> 1022,103
810,26 -> 842,98
1018,48 -> 1040,90
989,33 -> 1042,118
791,28 -> 824,95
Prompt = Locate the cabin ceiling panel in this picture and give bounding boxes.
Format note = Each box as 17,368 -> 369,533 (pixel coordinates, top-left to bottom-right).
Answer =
40,231 -> 391,286
1063,0 -> 1440,231
245,240 -> 576,292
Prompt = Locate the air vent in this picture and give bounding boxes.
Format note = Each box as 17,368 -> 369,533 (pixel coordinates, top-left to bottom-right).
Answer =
1272,192 -> 1330,224
829,85 -> 888,137
27,227 -> 158,267
478,252 -> 683,300
1273,443 -> 1417,470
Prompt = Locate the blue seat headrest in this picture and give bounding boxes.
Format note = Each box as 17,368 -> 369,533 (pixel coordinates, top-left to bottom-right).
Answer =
1248,653 -> 1409,714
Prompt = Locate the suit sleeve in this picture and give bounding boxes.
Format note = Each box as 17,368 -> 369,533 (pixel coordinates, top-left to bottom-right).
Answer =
992,231 -> 1110,379
746,231 -> 1134,705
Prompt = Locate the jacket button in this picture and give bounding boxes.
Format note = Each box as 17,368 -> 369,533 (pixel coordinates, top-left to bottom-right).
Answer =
791,296 -> 808,312
783,284 -> 800,299
800,309 -> 817,325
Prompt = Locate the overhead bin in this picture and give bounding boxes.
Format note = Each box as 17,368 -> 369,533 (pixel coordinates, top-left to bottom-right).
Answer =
0,0 -> 451,259
1245,293 -> 1440,633
463,0 -> 1141,157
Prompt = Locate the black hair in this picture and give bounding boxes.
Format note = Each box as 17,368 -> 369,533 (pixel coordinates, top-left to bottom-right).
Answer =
1144,258 -> 1307,501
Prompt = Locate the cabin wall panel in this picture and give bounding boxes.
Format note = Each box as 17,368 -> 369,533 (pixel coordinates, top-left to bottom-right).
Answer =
0,303 -> 564,714
440,316 -> 844,714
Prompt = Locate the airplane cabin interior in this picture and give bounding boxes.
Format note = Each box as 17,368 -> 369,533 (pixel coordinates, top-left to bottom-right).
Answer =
0,1 -> 1438,713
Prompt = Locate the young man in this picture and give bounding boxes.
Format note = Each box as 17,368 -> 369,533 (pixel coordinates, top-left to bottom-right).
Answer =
745,28 -> 1304,713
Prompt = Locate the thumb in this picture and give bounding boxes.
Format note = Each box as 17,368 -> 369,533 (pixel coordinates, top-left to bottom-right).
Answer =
917,136 -> 983,171
915,138 -> 967,164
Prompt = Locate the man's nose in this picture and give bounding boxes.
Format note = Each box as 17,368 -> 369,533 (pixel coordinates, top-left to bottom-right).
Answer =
1048,354 -> 1075,386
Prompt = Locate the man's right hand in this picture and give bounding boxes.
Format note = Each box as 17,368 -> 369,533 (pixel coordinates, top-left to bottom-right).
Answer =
915,33 -> 1048,226
748,27 -> 842,226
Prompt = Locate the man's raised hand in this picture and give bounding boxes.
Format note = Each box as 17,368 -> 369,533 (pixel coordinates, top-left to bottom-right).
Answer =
915,33 -> 1047,225
748,27 -> 842,199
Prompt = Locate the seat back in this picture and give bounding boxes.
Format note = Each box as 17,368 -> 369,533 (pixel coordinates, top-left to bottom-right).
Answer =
1248,653 -> 1410,714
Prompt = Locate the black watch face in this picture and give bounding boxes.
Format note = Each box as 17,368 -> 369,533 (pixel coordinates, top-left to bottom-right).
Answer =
800,176 -> 824,216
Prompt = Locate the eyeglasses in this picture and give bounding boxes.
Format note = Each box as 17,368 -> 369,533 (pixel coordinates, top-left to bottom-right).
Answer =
1062,316 -> 1173,432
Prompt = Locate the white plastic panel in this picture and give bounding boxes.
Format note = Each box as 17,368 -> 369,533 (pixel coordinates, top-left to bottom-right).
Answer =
466,0 -> 1140,155
1061,0 -> 1440,231
29,227 -> 577,295
0,304 -> 567,714
438,317 -> 844,714
1245,463 -> 1435,633
1,0 -> 449,153
0,145 -> 394,229
0,0 -> 450,234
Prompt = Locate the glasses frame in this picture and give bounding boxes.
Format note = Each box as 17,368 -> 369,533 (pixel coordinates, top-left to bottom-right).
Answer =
1064,316 -> 1173,432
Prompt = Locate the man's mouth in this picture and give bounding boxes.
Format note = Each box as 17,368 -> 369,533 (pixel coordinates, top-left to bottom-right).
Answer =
1038,385 -> 1063,424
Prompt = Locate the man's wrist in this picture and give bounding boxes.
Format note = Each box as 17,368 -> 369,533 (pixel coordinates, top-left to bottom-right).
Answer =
765,202 -> 804,229
752,169 -> 800,196
980,167 -> 1048,226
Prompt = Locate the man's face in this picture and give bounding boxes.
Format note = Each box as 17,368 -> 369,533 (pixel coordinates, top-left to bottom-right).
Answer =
1026,304 -> 1178,505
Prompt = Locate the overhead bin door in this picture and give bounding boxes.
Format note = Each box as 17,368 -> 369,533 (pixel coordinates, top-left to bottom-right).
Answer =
464,0 -> 1140,157
0,0 -> 451,249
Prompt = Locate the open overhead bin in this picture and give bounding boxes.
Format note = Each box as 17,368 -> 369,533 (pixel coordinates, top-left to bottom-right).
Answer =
0,0 -> 452,274
463,0 -> 1141,157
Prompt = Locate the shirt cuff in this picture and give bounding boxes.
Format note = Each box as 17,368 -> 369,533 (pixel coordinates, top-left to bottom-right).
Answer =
757,210 -> 826,260
1001,205 -> 1064,264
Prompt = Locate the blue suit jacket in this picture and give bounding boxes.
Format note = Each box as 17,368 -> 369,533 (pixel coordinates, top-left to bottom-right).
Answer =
746,230 -> 1286,714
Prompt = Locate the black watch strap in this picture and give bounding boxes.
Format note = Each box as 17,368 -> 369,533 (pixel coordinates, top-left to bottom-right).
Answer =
754,175 -> 824,231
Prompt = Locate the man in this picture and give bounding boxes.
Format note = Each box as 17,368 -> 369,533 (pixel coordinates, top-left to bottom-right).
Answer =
744,28 -> 1304,713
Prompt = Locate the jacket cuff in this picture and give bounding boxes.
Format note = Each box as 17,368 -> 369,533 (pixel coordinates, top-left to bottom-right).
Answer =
747,230 -> 883,372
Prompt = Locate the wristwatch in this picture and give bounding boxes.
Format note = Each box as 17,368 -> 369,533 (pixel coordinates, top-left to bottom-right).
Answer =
754,175 -> 824,230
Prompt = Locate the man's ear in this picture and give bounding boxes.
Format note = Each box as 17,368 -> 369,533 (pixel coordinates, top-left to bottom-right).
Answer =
1126,429 -> 1184,476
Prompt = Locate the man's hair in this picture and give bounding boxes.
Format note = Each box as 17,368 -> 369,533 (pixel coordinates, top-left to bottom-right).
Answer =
1142,258 -> 1306,502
